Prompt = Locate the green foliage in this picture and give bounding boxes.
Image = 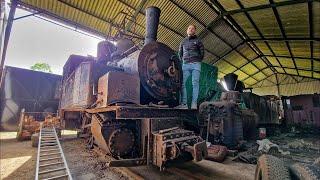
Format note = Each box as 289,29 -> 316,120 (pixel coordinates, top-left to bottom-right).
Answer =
30,63 -> 52,73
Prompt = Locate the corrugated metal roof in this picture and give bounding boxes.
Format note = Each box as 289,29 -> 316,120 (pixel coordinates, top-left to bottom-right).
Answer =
253,79 -> 320,96
15,0 -> 320,94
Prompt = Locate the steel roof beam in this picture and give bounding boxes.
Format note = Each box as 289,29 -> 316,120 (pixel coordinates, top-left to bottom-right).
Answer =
241,63 -> 319,83
199,0 -> 311,40
204,0 -> 275,84
13,11 -> 42,20
277,72 -> 319,80
207,0 -> 278,75
1,0 -> 17,89
308,1 -> 314,78
17,2 -> 108,39
227,0 -> 313,15
56,0 -> 144,39
272,66 -> 319,73
117,0 -> 239,70
169,0 -> 267,79
229,54 -> 320,78
249,73 -> 275,87
248,37 -> 319,42
233,0 -> 285,75
269,0 -> 299,76
263,55 -> 320,62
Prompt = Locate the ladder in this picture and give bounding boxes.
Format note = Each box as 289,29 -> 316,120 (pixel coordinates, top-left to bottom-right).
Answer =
35,125 -> 72,180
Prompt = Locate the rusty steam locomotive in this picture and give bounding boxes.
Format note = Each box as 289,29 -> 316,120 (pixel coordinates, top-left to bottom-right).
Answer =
60,6 -> 207,170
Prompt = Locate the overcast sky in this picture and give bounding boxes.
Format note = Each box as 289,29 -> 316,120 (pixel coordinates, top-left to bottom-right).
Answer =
5,8 -> 103,75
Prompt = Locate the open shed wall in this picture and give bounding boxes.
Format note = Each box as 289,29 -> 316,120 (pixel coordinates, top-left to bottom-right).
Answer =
0,66 -> 61,131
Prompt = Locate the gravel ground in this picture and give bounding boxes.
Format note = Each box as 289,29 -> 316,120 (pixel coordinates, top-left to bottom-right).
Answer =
61,136 -> 126,180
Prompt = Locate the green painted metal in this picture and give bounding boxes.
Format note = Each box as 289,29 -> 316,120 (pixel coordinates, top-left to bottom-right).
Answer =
185,62 -> 221,108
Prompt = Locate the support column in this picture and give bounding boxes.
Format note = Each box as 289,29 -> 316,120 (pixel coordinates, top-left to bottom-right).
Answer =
275,73 -> 284,119
0,0 -> 17,89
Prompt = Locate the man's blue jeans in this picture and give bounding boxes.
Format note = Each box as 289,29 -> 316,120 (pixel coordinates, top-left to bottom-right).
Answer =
181,62 -> 201,106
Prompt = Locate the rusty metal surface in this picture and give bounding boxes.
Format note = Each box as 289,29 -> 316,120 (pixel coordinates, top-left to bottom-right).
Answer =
109,128 -> 135,157
242,92 -> 280,124
241,109 -> 258,140
91,114 -> 109,152
144,6 -> 161,45
91,113 -> 137,157
73,61 -> 93,107
199,100 -> 243,148
85,105 -> 197,119
138,41 -> 180,106
62,55 -> 92,82
61,61 -> 94,109
87,106 -> 206,170
60,60 -> 123,109
115,41 -> 181,106
97,71 -> 140,107
206,145 -> 228,162
152,128 -> 206,170
97,41 -> 115,64
115,106 -> 196,119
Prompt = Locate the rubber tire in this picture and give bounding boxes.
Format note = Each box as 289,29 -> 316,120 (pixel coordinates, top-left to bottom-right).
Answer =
313,157 -> 320,167
31,133 -> 39,147
289,163 -> 320,180
255,154 -> 290,180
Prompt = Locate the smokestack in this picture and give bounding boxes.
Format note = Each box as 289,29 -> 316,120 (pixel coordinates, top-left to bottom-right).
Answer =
224,73 -> 238,91
144,6 -> 161,45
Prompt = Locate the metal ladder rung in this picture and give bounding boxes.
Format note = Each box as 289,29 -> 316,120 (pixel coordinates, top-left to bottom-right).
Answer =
41,140 -> 57,143
40,157 -> 61,162
39,161 -> 64,168
39,167 -> 66,175
41,143 -> 58,146
40,152 -> 61,157
41,147 -> 58,150
43,174 -> 69,180
36,125 -> 72,180
41,149 -> 59,153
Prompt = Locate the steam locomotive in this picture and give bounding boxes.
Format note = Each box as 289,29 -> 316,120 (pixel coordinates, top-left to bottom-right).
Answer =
59,7 -> 207,170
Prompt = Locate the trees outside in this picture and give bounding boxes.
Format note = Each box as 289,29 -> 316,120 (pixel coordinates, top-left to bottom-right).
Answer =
30,63 -> 52,73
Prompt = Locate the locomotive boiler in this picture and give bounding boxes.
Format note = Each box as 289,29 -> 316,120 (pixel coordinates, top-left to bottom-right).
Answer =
60,6 -> 207,170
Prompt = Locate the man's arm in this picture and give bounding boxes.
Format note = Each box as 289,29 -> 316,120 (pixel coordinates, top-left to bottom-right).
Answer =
198,40 -> 204,60
179,41 -> 184,61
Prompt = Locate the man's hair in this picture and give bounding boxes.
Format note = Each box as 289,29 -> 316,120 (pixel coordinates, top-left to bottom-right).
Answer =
188,24 -> 197,29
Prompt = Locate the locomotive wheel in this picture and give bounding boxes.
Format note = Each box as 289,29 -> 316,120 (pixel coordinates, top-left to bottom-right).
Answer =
108,128 -> 135,157
255,154 -> 290,180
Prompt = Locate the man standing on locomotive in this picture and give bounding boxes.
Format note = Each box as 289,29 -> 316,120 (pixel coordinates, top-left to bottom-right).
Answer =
176,24 -> 204,109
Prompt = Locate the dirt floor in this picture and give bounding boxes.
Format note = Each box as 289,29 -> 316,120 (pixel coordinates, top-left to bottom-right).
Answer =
61,136 -> 125,180
1,131 -> 256,180
62,137 -> 256,180
4,129 -> 319,180
0,131 -> 125,180
0,132 -> 36,180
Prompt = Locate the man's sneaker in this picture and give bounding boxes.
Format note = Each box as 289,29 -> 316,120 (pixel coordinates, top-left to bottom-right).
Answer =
175,104 -> 188,109
191,103 -> 197,110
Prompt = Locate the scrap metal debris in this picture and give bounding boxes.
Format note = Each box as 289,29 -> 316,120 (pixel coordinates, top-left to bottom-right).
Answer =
257,139 -> 290,155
